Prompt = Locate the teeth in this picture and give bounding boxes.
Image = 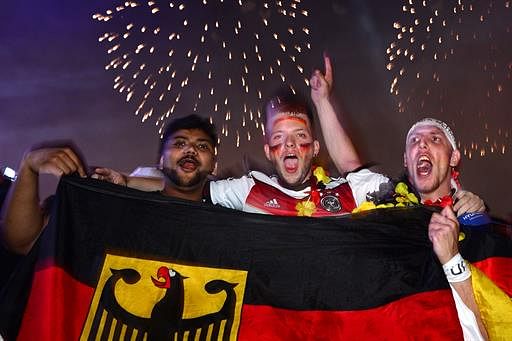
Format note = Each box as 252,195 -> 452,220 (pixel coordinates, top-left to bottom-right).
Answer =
418,155 -> 430,162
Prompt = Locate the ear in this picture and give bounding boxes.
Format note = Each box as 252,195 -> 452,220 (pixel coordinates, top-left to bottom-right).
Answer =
449,149 -> 461,167
264,144 -> 271,161
211,160 -> 217,175
313,140 -> 320,157
403,152 -> 407,168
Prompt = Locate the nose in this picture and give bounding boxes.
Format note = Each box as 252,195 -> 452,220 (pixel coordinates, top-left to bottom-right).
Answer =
418,136 -> 428,149
285,135 -> 296,148
184,143 -> 198,155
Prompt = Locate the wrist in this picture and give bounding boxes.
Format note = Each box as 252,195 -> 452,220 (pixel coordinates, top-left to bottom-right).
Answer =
312,96 -> 331,106
442,253 -> 471,283
18,158 -> 38,178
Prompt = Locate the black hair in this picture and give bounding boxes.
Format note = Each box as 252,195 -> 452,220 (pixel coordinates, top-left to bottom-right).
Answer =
159,114 -> 218,157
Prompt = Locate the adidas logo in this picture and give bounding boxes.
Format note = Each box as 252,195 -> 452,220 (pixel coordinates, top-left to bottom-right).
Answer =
264,198 -> 280,208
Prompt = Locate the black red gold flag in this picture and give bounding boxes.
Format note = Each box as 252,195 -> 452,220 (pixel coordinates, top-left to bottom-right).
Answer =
1,176 -> 510,340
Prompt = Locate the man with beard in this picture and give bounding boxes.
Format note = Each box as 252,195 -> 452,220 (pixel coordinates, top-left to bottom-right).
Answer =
95,114 -> 217,202
156,114 -> 216,201
1,115 -> 217,255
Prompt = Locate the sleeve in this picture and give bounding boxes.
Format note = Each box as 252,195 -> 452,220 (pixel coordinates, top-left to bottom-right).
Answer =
345,169 -> 391,206
449,284 -> 485,341
209,176 -> 255,211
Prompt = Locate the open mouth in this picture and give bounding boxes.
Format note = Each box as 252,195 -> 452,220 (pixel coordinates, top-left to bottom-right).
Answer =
283,154 -> 298,173
416,155 -> 432,176
178,157 -> 199,171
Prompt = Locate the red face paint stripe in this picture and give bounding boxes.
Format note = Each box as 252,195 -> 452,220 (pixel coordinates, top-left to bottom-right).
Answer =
269,144 -> 283,153
272,116 -> 308,127
299,143 -> 312,153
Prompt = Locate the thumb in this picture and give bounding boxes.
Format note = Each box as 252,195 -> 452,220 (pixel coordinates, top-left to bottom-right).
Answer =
441,205 -> 457,221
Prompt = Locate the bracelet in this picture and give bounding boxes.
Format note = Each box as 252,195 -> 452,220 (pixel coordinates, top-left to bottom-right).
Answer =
442,253 -> 471,283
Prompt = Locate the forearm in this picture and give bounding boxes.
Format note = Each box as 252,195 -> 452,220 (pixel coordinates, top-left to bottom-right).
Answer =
450,279 -> 488,340
314,97 -> 361,173
443,253 -> 488,340
1,163 -> 45,255
126,176 -> 165,192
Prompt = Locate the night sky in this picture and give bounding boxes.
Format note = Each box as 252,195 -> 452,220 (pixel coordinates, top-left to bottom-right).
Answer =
1,1 -> 510,220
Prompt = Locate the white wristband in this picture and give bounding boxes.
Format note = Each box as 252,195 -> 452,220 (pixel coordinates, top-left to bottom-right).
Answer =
442,253 -> 471,283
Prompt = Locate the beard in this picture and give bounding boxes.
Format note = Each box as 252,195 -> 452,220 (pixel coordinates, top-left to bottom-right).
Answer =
161,167 -> 206,189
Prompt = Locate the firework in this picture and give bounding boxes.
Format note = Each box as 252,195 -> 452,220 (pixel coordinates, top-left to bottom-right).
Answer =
387,0 -> 511,159
93,0 -> 313,148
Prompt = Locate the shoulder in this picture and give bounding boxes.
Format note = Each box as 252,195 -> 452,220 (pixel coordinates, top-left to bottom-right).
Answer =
209,173 -> 257,209
346,168 -> 390,184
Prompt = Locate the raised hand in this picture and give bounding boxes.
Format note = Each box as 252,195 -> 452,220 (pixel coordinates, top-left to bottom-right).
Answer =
1,145 -> 86,255
310,53 -> 333,104
428,206 -> 460,264
24,147 -> 86,178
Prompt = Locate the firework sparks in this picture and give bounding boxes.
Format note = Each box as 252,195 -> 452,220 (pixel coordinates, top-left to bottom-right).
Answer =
93,0 -> 313,148
387,0 -> 512,159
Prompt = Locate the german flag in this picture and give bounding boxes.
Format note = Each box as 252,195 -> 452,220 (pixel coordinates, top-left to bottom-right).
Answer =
1,176 -> 510,340
457,216 -> 512,339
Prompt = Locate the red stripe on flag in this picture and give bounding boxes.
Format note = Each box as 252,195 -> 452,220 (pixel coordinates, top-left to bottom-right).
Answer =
473,257 -> 512,296
239,290 -> 463,340
17,264 -> 467,340
18,264 -> 94,341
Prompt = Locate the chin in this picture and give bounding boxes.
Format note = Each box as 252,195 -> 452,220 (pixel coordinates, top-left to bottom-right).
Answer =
415,181 -> 437,195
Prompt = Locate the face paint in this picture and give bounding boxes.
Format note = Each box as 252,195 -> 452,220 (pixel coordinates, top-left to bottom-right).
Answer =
269,143 -> 283,155
264,111 -> 316,188
272,116 -> 308,130
299,142 -> 312,154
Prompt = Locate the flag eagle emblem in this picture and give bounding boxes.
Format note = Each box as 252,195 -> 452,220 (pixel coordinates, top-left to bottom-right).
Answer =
81,254 -> 247,340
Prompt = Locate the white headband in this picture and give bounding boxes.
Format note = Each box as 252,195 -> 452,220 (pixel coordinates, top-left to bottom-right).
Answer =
406,118 -> 457,151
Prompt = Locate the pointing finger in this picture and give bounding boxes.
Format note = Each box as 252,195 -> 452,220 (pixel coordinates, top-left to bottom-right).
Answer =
323,53 -> 333,85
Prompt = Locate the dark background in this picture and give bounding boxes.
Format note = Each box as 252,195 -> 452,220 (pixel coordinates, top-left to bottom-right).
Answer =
1,1 -> 510,220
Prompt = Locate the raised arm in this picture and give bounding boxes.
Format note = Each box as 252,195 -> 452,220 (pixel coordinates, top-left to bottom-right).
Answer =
1,147 -> 86,255
310,54 -> 362,173
93,167 -> 164,192
429,206 -> 488,340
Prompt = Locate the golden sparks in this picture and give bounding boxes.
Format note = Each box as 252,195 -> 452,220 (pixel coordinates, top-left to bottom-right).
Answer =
387,0 -> 511,158
93,0 -> 313,148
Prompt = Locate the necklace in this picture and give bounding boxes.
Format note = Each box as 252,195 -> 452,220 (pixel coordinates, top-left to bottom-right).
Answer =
295,166 -> 333,217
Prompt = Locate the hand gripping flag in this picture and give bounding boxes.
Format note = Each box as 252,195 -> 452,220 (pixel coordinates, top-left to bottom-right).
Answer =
1,176 -> 510,340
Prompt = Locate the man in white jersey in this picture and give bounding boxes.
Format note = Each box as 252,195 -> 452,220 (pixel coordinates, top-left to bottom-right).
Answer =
209,92 -> 388,216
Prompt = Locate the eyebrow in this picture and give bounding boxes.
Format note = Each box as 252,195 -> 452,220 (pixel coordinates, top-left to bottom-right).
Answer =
171,136 -> 213,145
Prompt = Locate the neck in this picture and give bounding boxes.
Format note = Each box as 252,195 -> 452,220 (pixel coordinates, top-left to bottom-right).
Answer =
162,182 -> 205,202
419,185 -> 452,203
278,172 -> 312,191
